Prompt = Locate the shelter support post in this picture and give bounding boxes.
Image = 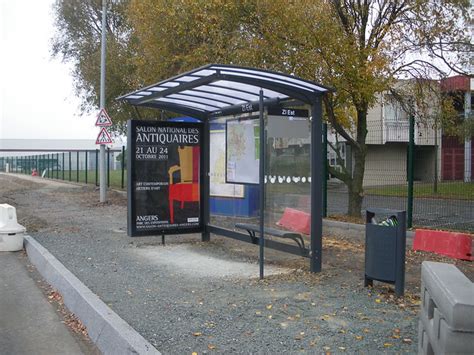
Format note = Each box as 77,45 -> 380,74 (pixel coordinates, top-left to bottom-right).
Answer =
201,117 -> 210,242
310,97 -> 323,272
258,89 -> 265,279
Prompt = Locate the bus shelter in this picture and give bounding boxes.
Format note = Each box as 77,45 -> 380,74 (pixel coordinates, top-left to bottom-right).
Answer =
119,64 -> 333,276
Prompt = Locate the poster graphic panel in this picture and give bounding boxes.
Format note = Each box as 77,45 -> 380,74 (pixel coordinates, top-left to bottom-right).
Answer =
226,117 -> 260,184
210,130 -> 244,198
127,120 -> 202,236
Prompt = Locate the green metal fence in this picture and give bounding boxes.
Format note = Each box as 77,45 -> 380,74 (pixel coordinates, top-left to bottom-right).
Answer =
0,148 -> 126,190
1,127 -> 472,233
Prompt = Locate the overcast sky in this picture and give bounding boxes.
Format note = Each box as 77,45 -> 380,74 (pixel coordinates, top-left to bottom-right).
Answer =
0,0 -> 98,141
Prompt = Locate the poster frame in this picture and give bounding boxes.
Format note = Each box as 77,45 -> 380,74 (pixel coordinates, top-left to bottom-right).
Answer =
127,119 -> 204,237
210,129 -> 245,198
225,115 -> 260,185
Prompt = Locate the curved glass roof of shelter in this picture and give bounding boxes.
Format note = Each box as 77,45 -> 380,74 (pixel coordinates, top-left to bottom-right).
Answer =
118,64 -> 333,119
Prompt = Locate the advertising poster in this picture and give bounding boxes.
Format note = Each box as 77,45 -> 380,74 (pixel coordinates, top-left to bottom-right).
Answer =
127,120 -> 202,236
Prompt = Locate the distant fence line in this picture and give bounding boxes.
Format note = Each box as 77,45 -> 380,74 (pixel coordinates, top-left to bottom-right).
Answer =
0,147 -> 126,189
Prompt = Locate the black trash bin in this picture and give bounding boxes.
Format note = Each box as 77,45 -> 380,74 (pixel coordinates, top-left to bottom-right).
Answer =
364,208 -> 406,297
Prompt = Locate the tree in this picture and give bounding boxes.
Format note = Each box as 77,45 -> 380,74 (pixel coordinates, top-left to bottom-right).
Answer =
51,0 -> 155,132
228,0 -> 472,216
53,0 -> 472,216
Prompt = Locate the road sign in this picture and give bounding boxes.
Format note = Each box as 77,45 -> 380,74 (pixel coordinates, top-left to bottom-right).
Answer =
96,127 -> 113,144
95,108 -> 113,127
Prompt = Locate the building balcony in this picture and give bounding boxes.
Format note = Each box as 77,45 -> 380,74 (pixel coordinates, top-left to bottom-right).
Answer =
383,120 -> 409,143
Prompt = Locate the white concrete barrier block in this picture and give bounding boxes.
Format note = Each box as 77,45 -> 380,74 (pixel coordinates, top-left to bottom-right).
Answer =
0,204 -> 26,252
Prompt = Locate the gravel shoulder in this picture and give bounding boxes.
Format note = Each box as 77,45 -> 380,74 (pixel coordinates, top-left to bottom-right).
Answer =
2,173 -> 472,354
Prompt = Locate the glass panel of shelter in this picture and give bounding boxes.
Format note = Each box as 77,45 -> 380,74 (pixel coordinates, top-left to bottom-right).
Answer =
265,107 -> 312,236
209,107 -> 312,253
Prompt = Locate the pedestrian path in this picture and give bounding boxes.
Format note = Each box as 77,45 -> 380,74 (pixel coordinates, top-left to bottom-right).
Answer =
0,252 -> 90,355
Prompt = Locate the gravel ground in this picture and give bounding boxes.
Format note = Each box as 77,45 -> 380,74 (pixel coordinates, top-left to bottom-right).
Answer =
2,173 -> 473,354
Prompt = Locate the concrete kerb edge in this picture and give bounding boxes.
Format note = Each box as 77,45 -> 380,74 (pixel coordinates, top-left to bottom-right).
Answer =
24,235 -> 160,355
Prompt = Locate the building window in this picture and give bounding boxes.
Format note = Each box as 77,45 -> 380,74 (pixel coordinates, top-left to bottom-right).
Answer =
384,94 -> 408,122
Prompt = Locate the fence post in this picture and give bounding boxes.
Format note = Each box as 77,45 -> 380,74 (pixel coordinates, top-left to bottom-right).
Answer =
407,115 -> 414,229
69,152 -> 72,181
85,151 -> 88,184
76,151 -> 79,182
48,154 -> 51,178
56,153 -> 59,179
95,149 -> 99,186
121,146 -> 125,189
322,122 -> 328,218
107,147 -> 110,188
62,153 -> 65,180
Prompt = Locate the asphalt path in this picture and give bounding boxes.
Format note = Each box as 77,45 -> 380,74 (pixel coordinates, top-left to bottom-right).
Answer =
0,252 -> 97,355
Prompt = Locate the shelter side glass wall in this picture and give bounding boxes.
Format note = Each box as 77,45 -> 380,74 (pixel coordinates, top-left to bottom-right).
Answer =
265,113 -> 312,235
208,111 -> 312,251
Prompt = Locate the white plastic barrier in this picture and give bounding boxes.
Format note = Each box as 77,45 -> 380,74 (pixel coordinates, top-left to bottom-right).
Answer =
0,204 -> 26,251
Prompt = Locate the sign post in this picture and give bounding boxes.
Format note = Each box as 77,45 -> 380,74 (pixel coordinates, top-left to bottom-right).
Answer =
99,0 -> 107,203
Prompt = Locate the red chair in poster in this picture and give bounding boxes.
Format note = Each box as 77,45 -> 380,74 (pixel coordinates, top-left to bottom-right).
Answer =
168,146 -> 200,224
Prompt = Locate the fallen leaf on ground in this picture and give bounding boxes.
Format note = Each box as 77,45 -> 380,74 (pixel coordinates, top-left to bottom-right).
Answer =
208,344 -> 216,350
192,332 -> 202,337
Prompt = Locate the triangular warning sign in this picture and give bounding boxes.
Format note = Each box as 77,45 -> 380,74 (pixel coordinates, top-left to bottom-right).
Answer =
95,108 -> 113,127
96,127 -> 113,145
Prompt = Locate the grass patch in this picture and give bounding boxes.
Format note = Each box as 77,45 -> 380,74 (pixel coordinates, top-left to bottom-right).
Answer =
43,169 -> 126,189
366,182 -> 474,200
